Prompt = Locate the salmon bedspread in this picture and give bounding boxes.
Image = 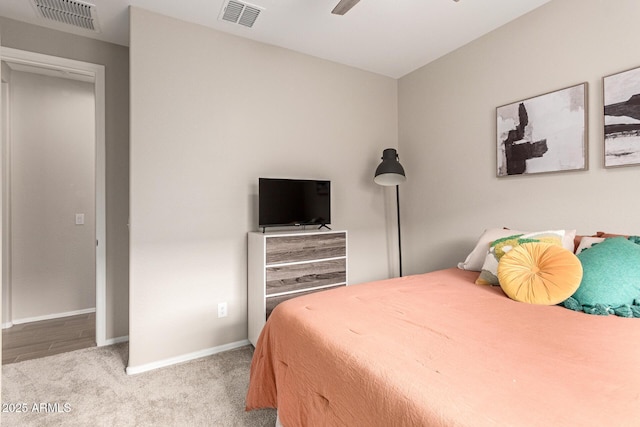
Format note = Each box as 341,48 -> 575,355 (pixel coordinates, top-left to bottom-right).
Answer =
246,268 -> 640,426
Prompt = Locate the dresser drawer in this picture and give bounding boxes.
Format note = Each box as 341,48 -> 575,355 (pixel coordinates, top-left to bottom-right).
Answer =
266,258 -> 346,295
265,232 -> 346,265
266,284 -> 344,319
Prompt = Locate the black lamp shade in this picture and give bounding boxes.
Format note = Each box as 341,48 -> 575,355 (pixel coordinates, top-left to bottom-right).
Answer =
374,148 -> 406,186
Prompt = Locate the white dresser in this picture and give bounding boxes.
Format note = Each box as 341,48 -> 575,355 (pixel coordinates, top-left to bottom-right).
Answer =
247,230 -> 348,346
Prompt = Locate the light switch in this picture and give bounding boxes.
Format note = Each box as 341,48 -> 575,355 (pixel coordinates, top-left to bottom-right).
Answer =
75,213 -> 85,225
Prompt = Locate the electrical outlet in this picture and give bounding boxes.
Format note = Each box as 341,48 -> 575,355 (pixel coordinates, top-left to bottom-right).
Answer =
218,302 -> 228,318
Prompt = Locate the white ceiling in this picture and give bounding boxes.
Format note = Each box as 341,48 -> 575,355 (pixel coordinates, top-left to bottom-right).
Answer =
0,0 -> 552,78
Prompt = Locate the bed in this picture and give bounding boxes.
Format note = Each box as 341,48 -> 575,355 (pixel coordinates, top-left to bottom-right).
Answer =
245,266 -> 640,426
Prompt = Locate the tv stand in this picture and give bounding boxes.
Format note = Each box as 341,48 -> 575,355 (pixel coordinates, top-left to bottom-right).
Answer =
318,224 -> 331,230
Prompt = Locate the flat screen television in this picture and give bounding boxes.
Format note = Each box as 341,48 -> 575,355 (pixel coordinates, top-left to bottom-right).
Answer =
259,178 -> 331,230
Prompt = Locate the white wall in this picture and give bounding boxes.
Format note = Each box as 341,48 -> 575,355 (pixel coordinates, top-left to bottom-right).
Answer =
0,17 -> 129,340
398,0 -> 640,275
129,7 -> 398,369
0,27 -> 3,401
1,61 -> 11,326
9,71 -> 95,320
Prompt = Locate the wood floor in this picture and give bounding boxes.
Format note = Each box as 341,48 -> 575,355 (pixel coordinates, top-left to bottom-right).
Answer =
2,312 -> 96,365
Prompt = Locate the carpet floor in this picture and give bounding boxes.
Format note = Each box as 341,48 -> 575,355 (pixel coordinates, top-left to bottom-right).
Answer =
1,343 -> 277,426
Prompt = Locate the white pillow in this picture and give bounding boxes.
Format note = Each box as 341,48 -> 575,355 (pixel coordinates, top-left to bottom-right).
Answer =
563,229 -> 577,251
458,228 -> 577,271
457,228 -> 526,271
574,236 -> 606,254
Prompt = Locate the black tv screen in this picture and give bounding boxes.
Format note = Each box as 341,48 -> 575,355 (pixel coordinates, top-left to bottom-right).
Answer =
259,178 -> 331,228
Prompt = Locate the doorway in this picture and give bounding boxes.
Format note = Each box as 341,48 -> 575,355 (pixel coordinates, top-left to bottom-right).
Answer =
0,47 -> 106,359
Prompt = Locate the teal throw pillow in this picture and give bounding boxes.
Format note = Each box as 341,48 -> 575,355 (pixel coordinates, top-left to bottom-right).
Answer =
562,237 -> 640,317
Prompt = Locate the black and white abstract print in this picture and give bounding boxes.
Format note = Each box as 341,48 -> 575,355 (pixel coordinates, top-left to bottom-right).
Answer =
604,66 -> 640,167
496,83 -> 587,177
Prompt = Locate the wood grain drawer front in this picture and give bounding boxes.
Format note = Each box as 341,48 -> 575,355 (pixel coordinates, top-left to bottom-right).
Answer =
266,258 -> 346,295
266,285 -> 344,319
265,232 -> 346,265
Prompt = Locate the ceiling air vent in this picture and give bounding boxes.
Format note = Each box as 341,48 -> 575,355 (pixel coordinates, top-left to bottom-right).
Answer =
219,0 -> 263,28
31,0 -> 100,32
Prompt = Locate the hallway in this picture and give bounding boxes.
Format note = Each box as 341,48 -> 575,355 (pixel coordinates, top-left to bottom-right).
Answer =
2,312 -> 95,364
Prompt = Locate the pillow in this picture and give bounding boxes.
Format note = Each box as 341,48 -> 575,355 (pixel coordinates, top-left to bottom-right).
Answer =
574,236 -> 605,254
458,228 -> 526,271
573,232 -> 605,252
561,237 -> 640,317
561,229 -> 577,252
459,228 -> 576,272
475,230 -> 564,286
498,242 -> 582,305
525,229 -> 575,253
596,231 -> 629,238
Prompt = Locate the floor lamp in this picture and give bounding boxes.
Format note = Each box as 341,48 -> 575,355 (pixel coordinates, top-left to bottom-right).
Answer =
374,148 -> 406,277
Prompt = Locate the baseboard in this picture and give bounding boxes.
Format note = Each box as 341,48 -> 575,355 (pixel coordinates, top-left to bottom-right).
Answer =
11,308 -> 96,325
2,321 -> 14,330
103,335 -> 129,346
125,339 -> 250,375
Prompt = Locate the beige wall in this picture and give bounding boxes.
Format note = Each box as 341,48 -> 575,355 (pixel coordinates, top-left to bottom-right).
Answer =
0,61 -> 9,81
398,0 -> 640,275
0,17 -> 129,339
1,62 -> 9,327
0,29 -> 4,399
129,7 -> 398,369
9,71 -> 95,320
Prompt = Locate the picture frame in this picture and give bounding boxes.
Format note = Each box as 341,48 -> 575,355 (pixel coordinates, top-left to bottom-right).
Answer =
496,83 -> 588,177
603,65 -> 640,168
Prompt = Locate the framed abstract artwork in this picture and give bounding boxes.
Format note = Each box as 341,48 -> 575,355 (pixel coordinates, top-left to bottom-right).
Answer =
603,65 -> 640,168
496,83 -> 588,177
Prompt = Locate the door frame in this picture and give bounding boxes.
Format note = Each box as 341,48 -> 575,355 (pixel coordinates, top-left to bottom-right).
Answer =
0,47 -> 107,346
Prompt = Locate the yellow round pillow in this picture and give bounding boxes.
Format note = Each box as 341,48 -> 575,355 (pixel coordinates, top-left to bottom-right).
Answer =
497,242 -> 583,305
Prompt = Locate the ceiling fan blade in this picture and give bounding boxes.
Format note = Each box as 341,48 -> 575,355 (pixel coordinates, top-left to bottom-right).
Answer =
331,0 -> 361,15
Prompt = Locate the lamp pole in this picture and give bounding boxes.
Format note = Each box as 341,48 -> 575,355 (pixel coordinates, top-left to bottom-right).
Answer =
396,184 -> 402,277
